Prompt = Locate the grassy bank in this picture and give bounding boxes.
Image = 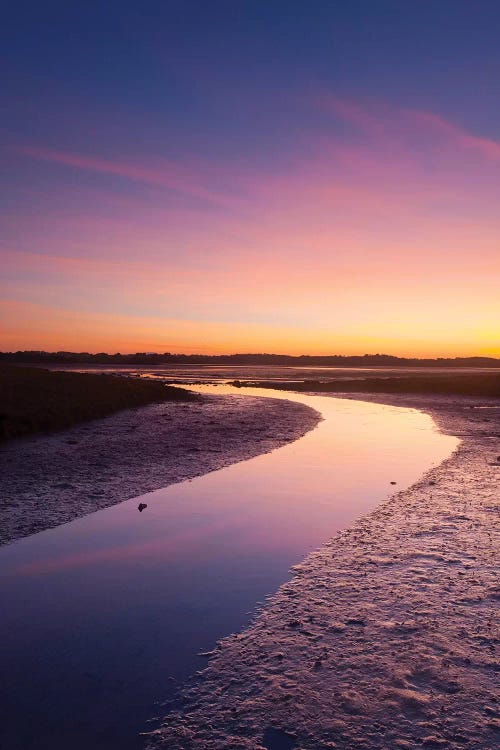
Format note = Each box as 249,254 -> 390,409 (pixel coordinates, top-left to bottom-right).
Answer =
0,365 -> 197,440
233,373 -> 500,398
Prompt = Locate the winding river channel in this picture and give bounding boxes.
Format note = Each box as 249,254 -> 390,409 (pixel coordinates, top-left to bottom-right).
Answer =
0,386 -> 457,750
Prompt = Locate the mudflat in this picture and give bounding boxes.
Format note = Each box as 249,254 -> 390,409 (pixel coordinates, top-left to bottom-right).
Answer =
148,393 -> 500,750
0,392 -> 320,545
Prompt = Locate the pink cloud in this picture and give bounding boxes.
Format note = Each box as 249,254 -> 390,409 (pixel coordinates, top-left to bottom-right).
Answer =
15,145 -> 243,208
404,109 -> 500,161
4,95 -> 500,357
316,95 -> 392,137
317,95 -> 500,163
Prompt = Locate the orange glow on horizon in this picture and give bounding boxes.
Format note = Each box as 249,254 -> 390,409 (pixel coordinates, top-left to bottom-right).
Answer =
2,99 -> 499,359
1,300 -> 498,359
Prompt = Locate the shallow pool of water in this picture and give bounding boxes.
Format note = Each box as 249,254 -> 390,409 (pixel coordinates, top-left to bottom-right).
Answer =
0,388 -> 457,750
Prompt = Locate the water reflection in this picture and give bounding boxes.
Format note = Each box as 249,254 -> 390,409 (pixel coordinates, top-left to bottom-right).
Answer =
48,362 -> 497,385
0,388 -> 457,750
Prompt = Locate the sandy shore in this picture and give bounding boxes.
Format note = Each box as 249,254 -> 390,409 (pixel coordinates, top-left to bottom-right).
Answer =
0,393 -> 320,546
148,393 -> 499,750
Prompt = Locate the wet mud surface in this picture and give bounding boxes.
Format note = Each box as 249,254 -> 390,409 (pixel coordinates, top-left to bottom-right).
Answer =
148,394 -> 499,750
0,394 -> 320,546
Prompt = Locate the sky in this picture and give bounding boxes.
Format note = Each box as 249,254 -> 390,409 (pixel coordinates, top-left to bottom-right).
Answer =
1,1 -> 499,356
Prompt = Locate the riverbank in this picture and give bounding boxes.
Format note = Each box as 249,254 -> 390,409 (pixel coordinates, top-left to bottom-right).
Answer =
0,392 -> 320,546
0,365 -> 197,440
232,372 -> 500,398
148,392 -> 500,750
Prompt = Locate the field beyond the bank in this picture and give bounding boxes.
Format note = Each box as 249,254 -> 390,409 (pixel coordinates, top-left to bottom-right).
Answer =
0,365 -> 197,440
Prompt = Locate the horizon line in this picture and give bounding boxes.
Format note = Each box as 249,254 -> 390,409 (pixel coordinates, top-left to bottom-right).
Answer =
1,350 -> 500,363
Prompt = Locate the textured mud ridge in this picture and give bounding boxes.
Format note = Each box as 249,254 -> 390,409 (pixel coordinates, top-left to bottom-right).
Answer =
148,396 -> 499,750
0,394 -> 320,546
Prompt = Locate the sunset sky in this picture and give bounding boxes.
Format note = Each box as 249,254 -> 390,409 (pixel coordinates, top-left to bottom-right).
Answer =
1,1 -> 499,356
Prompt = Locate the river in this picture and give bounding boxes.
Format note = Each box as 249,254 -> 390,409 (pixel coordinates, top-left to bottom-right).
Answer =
0,386 -> 457,750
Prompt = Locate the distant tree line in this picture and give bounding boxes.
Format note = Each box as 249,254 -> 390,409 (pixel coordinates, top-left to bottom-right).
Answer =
1,351 -> 499,367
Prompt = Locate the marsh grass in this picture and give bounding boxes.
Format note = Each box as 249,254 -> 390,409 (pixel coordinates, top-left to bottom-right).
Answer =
234,373 -> 500,398
0,365 -> 197,440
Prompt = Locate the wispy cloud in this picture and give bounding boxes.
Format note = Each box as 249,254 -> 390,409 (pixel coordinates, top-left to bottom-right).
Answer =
16,146 -> 243,209
317,95 -> 500,162
404,109 -> 500,161
4,96 -> 500,356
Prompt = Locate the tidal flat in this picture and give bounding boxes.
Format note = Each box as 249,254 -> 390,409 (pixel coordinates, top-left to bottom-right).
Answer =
148,392 -> 500,750
0,370 -> 498,750
0,391 -> 319,545
0,383 -> 456,750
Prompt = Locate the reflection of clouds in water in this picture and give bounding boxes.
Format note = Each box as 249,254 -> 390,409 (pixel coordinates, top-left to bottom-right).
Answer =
0,391 -> 317,545
0,388 -> 457,750
7,386 -> 456,583
155,403 -> 499,750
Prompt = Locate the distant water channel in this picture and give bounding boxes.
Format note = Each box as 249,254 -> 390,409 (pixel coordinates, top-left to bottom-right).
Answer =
0,385 -> 457,750
47,361 -> 498,385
